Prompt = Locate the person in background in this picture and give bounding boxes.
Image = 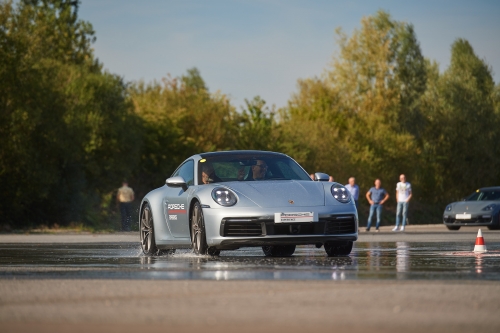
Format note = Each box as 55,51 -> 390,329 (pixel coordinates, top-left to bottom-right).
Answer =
310,174 -> 315,180
345,177 -> 359,208
328,176 -> 334,182
393,174 -> 412,232
117,181 -> 134,231
365,179 -> 389,232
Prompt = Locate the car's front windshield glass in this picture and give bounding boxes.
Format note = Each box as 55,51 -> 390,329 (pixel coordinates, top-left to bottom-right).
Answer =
465,190 -> 500,201
198,154 -> 311,184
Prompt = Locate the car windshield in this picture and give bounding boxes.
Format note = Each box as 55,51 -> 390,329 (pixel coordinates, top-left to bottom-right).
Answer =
198,154 -> 311,184
465,190 -> 500,201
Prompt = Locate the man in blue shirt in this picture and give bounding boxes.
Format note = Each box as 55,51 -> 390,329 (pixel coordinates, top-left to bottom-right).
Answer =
345,177 -> 359,208
365,179 -> 390,232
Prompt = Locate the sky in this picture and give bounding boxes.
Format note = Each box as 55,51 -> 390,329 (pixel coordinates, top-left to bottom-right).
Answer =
79,0 -> 500,110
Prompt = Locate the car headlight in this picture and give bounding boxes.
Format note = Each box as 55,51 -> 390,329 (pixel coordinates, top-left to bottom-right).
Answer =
446,204 -> 453,211
482,204 -> 497,211
331,184 -> 351,203
211,187 -> 237,206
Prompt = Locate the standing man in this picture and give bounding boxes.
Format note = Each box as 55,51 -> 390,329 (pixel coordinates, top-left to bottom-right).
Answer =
117,181 -> 134,231
365,179 -> 389,232
345,177 -> 360,208
393,174 -> 412,232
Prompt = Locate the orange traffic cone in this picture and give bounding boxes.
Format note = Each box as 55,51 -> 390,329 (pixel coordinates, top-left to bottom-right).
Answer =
473,229 -> 487,253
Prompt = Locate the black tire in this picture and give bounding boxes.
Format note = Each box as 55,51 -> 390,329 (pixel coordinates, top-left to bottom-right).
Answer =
140,203 -> 158,255
207,247 -> 221,256
324,241 -> 353,257
487,225 -> 500,230
191,202 -> 208,255
446,226 -> 461,231
262,245 -> 296,257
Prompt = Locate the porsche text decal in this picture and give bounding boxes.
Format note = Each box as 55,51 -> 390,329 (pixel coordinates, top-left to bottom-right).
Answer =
167,204 -> 187,214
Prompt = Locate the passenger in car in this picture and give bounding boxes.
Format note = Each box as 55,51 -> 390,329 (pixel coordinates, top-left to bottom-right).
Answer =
201,163 -> 222,184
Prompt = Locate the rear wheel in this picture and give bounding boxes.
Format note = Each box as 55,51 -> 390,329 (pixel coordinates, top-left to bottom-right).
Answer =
446,226 -> 461,231
324,241 -> 353,257
262,245 -> 296,257
487,225 -> 500,230
140,203 -> 158,255
191,202 -> 208,255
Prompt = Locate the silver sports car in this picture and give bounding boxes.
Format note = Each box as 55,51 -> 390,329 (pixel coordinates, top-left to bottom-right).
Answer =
443,186 -> 500,230
139,150 -> 358,257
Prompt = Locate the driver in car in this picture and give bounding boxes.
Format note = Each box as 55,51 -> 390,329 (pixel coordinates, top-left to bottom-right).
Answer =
251,160 -> 268,180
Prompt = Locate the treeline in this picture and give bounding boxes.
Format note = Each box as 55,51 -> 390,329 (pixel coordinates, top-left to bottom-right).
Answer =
1,1 -> 499,228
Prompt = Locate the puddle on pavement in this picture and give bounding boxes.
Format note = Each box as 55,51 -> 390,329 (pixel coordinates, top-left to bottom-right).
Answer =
0,242 -> 499,280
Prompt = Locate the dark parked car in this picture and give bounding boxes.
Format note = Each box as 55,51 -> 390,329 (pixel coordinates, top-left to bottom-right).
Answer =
443,187 -> 500,230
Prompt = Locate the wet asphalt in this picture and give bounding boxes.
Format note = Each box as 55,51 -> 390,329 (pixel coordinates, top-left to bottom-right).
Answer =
2,229 -> 500,333
1,230 -> 499,281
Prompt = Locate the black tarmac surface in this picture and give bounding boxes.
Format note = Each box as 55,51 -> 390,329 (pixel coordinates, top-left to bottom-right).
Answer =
2,228 -> 500,333
1,229 -> 499,281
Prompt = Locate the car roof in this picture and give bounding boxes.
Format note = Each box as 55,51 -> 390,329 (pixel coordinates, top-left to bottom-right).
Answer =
198,150 -> 289,159
478,186 -> 500,191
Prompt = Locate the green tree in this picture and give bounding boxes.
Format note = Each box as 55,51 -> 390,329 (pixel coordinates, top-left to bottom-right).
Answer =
236,96 -> 280,151
421,39 -> 499,200
282,11 -> 426,191
0,0 -> 138,227
129,68 -> 238,191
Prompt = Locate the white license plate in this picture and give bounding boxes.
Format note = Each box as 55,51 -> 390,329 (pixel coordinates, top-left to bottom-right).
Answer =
456,213 -> 471,220
274,212 -> 317,223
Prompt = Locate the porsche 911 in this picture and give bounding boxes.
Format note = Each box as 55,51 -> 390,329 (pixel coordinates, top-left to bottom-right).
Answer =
139,150 -> 358,257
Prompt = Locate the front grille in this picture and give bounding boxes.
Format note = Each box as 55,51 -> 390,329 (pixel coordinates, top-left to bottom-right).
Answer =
221,220 -> 263,237
271,223 -> 324,235
323,216 -> 356,234
220,214 -> 356,237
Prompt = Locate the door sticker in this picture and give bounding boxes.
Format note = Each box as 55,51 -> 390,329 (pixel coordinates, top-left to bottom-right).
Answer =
167,203 -> 187,214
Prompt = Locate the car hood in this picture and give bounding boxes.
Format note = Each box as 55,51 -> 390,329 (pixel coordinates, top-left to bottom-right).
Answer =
449,201 -> 498,213
225,180 -> 325,208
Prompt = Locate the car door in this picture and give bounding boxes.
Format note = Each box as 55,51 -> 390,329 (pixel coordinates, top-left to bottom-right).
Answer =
163,160 -> 194,238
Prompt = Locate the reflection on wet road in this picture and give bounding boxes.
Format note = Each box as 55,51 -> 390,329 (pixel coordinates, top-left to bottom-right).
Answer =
1,242 -> 499,280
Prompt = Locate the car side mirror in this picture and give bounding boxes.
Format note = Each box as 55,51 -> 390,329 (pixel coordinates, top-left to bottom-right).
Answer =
314,172 -> 330,182
166,176 -> 188,191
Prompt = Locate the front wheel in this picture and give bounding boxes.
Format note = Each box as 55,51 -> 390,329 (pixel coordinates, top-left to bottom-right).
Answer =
262,245 -> 296,257
140,203 -> 158,255
207,247 -> 221,256
446,226 -> 461,231
324,241 -> 353,257
191,202 -> 208,255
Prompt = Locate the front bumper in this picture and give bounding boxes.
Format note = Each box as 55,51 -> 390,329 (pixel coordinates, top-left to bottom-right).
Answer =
203,205 -> 358,249
443,213 -> 499,226
218,235 -> 357,249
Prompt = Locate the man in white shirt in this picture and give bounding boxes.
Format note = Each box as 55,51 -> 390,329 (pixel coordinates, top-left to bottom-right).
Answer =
393,174 -> 412,232
117,181 -> 135,231
344,177 -> 359,208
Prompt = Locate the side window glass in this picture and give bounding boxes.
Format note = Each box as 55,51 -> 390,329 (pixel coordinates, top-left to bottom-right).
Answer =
173,160 -> 194,186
